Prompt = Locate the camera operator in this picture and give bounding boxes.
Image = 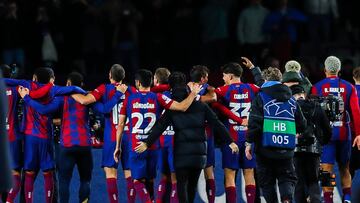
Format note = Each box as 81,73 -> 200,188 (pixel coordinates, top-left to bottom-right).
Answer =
311,56 -> 360,203
245,67 -> 307,203
291,85 -> 331,203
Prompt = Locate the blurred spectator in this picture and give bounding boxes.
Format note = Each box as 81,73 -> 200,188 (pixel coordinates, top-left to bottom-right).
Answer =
0,1 -> 25,74
199,0 -> 229,69
237,0 -> 269,63
36,5 -> 58,67
62,0 -> 88,74
111,0 -> 141,79
304,0 -> 338,43
264,56 -> 280,69
169,0 -> 201,68
140,0 -> 171,68
263,0 -> 307,62
81,3 -> 105,74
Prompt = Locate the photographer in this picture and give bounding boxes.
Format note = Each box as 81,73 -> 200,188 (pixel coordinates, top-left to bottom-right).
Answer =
291,85 -> 331,203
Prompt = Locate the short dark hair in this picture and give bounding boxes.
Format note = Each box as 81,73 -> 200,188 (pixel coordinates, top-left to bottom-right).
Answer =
190,65 -> 209,82
221,63 -> 243,77
110,64 -> 125,82
169,72 -> 189,101
34,67 -> 55,84
353,67 -> 360,81
135,69 -> 153,88
0,64 -> 12,78
67,72 -> 83,87
168,72 -> 187,89
262,67 -> 282,81
154,67 -> 170,84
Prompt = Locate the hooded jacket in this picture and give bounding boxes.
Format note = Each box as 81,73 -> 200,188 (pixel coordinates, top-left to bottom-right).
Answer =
246,81 -> 307,159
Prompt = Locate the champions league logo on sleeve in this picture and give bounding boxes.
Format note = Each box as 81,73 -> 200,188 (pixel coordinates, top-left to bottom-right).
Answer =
263,99 -> 296,118
162,94 -> 172,104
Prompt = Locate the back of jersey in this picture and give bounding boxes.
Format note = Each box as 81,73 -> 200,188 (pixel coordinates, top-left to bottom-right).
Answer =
61,96 -> 90,147
23,82 -> 53,139
100,84 -> 137,143
312,77 -> 354,140
125,91 -> 162,150
217,83 -> 258,142
101,84 -> 122,143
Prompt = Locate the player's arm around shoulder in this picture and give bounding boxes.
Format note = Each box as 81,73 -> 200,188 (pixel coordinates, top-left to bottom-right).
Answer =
72,84 -> 109,105
200,86 -> 217,103
168,83 -> 201,112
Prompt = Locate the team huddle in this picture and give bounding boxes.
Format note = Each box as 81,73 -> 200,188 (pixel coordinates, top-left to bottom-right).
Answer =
1,55 -> 360,203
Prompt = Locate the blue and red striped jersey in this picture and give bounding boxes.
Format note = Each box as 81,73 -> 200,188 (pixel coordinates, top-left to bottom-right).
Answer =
198,83 -> 209,96
22,82 -> 54,139
23,95 -> 91,147
120,91 -> 173,150
5,86 -> 22,142
61,96 -> 91,147
4,79 -> 87,139
91,84 -> 137,144
20,82 -> 86,139
312,77 -> 360,140
215,82 -> 259,142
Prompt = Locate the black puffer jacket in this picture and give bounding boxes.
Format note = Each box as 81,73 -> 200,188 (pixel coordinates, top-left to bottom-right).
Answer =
246,82 -> 307,159
145,89 -> 233,169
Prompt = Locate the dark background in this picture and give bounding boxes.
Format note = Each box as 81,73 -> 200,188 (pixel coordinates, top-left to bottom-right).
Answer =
1,0 -> 359,88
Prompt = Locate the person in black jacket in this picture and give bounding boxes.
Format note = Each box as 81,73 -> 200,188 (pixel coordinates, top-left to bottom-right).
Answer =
135,72 -> 239,203
291,84 -> 331,203
245,67 -> 307,203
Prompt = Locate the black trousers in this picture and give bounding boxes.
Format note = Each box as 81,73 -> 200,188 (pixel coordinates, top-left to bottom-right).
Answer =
294,153 -> 321,203
58,146 -> 93,203
175,167 -> 202,203
256,156 -> 297,203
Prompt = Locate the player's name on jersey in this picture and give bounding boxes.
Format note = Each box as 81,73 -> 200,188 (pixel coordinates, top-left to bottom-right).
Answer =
324,87 -> 345,93
234,93 -> 249,99
136,134 -> 149,140
163,130 -> 175,136
233,125 -> 248,131
133,102 -> 155,109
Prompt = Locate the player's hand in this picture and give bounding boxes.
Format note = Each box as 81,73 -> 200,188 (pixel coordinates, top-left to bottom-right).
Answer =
134,142 -> 148,153
229,142 -> 239,154
353,135 -> 360,150
18,86 -> 30,98
241,57 -> 255,69
113,147 -> 121,163
116,84 -> 128,94
245,145 -> 253,160
188,83 -> 201,95
241,118 -> 248,126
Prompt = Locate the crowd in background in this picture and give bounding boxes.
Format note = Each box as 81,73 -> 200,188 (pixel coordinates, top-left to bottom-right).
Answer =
1,0 -> 360,87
